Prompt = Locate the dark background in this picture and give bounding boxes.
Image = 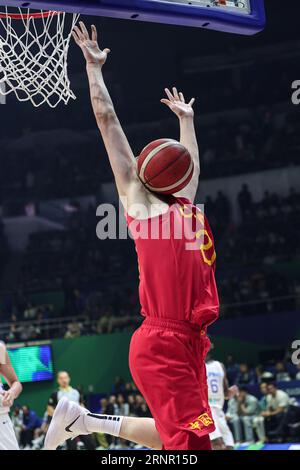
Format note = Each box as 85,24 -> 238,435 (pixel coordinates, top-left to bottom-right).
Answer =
2,0 -> 300,138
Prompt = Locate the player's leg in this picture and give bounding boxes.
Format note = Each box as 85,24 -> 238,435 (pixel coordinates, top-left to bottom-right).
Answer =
84,412 -> 162,449
44,397 -> 162,450
211,437 -> 226,450
120,417 -> 162,449
0,414 -> 20,450
217,410 -> 235,450
223,431 -> 235,450
129,322 -> 214,450
210,408 -> 226,450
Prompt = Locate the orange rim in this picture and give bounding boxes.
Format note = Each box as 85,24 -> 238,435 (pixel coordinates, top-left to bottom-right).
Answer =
0,10 -> 60,20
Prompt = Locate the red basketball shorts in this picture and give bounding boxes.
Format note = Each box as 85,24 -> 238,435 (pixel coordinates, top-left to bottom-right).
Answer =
129,317 -> 215,450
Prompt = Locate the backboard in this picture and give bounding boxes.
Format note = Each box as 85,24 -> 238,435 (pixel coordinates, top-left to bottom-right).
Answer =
0,1 -> 265,35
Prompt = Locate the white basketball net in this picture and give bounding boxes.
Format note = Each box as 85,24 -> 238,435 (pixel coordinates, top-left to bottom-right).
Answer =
0,7 -> 79,108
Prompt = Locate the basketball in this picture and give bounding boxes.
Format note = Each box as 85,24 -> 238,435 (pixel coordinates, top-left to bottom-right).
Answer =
137,139 -> 194,195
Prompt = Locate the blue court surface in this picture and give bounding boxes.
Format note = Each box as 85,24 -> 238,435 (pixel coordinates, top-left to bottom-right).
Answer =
236,443 -> 300,451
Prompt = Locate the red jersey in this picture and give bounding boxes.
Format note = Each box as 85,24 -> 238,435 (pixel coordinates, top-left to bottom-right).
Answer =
126,197 -> 219,328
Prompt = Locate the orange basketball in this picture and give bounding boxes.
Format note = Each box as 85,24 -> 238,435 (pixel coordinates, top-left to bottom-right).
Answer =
137,139 -> 194,195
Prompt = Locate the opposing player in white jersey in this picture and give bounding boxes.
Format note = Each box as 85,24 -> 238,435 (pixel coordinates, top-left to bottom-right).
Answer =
206,346 -> 238,450
0,341 -> 23,450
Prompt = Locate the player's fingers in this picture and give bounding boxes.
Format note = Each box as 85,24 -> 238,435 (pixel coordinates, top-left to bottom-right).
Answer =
179,92 -> 185,103
3,400 -> 12,407
160,99 -> 172,107
79,21 -> 90,39
103,48 -> 111,55
91,24 -> 98,42
73,25 -> 85,42
2,393 -> 10,403
172,87 -> 180,100
72,31 -> 81,45
72,28 -> 80,41
189,97 -> 195,107
165,88 -> 174,102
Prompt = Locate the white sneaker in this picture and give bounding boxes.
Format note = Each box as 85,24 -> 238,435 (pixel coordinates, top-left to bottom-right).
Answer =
44,397 -> 88,450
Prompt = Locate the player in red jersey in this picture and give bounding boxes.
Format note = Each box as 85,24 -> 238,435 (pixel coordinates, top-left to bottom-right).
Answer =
45,23 -> 219,451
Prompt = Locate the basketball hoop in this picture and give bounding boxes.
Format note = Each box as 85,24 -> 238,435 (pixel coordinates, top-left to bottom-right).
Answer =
0,7 -> 79,108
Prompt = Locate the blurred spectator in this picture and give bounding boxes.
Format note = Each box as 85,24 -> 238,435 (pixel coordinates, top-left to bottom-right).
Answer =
253,382 -> 269,443
255,365 -> 274,384
47,371 -> 96,450
236,363 -> 256,386
275,362 -> 292,382
238,184 -> 253,220
112,377 -> 126,396
226,395 -> 241,443
98,397 -> 109,414
31,411 -> 49,450
20,405 -> 42,449
239,388 -> 260,443
127,394 -> 137,415
215,191 -> 231,228
269,404 -> 300,443
134,394 -> 151,418
117,394 -> 129,416
262,383 -> 290,439
234,388 -> 260,444
107,395 -> 119,415
64,321 -> 82,339
23,302 -> 37,320
225,355 -> 240,385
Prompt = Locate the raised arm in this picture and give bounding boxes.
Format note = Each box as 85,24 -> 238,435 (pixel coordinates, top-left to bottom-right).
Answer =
73,23 -> 137,197
0,343 -> 22,408
161,88 -> 200,202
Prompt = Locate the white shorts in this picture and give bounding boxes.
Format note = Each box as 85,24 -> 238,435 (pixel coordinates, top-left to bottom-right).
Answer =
209,407 -> 235,448
0,413 -> 19,450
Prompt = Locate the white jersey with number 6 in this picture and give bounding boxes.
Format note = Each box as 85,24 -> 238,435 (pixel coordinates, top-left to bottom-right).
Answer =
206,360 -> 225,410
